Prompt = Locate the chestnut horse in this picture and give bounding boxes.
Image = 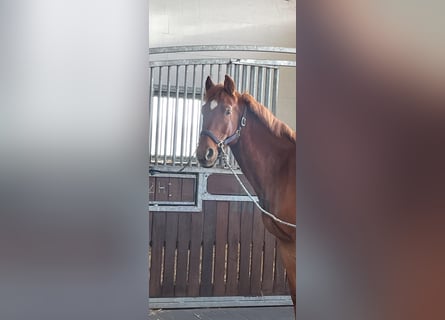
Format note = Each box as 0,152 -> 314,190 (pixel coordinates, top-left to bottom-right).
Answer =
196,75 -> 296,309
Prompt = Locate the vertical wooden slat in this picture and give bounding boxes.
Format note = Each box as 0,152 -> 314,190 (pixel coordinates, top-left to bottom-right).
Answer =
213,201 -> 229,295
148,211 -> 153,277
162,212 -> 179,297
149,212 -> 166,297
239,202 -> 253,295
226,202 -> 241,295
273,243 -> 287,294
250,206 -> 265,295
149,212 -> 153,240
262,228 -> 276,295
175,213 -> 191,296
285,271 -> 289,290
187,211 -> 204,296
200,201 -> 217,296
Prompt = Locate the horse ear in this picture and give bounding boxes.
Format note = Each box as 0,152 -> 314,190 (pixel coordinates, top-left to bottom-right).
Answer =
205,76 -> 215,91
224,75 -> 235,95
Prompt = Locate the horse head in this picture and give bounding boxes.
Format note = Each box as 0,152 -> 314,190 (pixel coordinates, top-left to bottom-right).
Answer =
197,75 -> 245,168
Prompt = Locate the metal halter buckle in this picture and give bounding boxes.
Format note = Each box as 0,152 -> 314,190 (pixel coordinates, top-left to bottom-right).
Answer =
240,116 -> 246,127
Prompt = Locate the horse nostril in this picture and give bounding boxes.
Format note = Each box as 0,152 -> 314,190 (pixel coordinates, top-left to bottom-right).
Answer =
205,148 -> 214,161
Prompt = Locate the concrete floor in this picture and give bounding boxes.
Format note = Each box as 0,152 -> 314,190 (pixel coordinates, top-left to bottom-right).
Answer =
149,306 -> 295,320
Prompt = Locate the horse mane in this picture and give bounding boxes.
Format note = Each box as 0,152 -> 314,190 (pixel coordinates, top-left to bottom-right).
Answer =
240,93 -> 296,143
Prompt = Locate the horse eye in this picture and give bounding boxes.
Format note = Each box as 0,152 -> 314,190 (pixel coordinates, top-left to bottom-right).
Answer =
225,108 -> 232,115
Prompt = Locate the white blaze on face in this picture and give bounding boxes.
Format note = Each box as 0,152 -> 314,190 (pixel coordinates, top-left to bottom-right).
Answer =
209,100 -> 218,110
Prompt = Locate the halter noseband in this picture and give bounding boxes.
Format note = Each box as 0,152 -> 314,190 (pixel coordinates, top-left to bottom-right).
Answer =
200,107 -> 247,150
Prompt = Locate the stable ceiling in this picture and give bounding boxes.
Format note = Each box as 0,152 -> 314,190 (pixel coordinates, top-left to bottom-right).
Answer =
149,0 -> 296,48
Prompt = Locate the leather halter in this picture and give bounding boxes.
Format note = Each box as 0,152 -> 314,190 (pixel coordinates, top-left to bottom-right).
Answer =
200,107 -> 247,150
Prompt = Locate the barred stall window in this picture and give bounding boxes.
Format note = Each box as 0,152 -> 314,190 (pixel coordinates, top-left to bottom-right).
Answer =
150,95 -> 201,166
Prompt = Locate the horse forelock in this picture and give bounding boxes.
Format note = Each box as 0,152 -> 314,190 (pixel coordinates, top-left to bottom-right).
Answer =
240,93 -> 296,143
204,84 -> 241,107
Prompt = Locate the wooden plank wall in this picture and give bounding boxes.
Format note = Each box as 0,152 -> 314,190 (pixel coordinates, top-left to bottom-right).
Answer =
149,200 -> 289,298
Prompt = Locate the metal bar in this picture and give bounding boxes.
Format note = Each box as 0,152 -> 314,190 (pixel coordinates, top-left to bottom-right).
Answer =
149,165 -> 244,174
231,58 -> 295,67
201,194 -> 259,202
172,65 -> 180,164
231,62 -> 241,167
272,68 -> 280,115
217,64 -> 221,83
150,59 -> 231,67
190,64 -> 197,163
149,205 -> 202,213
154,66 -> 163,165
264,67 -> 271,109
241,64 -> 248,92
253,66 -> 259,101
226,62 -> 237,168
149,296 -> 294,309
149,45 -> 296,55
249,65 -> 255,95
228,63 -> 235,78
154,84 -> 202,96
258,66 -> 264,105
163,66 -> 171,164
148,67 -> 154,162
209,64 -> 215,80
198,64 -> 205,164
234,64 -> 240,91
183,68 -> 192,166
180,65 -> 188,165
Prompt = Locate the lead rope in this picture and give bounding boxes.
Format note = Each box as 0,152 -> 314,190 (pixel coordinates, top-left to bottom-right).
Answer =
177,147 -> 198,172
219,147 -> 296,229
149,147 -> 197,175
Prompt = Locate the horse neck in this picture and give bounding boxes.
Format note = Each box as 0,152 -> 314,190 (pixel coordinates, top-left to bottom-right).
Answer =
230,111 -> 294,201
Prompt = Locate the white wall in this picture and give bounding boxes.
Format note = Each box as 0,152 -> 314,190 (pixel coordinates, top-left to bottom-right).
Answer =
149,0 -> 296,130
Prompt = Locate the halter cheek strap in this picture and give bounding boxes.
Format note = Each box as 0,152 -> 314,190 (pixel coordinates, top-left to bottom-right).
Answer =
200,108 -> 247,149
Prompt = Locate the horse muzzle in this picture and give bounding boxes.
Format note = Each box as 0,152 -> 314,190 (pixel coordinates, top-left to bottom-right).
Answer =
197,138 -> 219,168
